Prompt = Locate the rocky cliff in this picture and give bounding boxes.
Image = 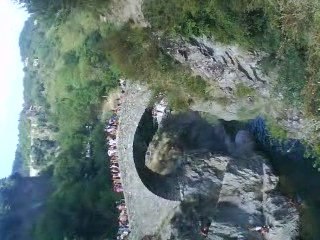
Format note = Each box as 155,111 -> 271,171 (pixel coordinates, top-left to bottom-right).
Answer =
165,154 -> 299,240
159,36 -> 318,145
142,112 -> 299,240
26,105 -> 59,176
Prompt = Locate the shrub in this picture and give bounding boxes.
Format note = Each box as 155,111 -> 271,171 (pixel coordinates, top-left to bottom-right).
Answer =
266,119 -> 288,140
105,25 -> 209,110
235,83 -> 255,98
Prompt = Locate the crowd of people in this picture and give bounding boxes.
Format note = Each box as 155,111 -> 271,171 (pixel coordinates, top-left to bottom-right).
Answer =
104,79 -> 130,240
116,199 -> 130,240
105,112 -> 123,193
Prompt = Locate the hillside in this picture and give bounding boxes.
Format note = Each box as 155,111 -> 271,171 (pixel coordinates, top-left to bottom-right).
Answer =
0,174 -> 53,240
3,0 -> 320,239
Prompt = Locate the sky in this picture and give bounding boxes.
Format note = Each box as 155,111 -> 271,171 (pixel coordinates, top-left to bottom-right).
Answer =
0,0 -> 29,178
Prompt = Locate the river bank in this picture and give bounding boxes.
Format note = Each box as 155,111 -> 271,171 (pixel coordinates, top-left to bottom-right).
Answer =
248,117 -> 320,239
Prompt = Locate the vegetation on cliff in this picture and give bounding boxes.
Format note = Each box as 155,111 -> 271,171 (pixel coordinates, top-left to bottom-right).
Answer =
5,0 -> 320,239
143,0 -> 317,110
3,0 -> 121,239
105,25 -> 209,109
143,0 -> 320,164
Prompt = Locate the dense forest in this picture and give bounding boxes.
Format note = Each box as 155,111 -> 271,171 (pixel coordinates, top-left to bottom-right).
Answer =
2,0 -> 320,239
142,0 -> 320,160
2,0 -> 120,239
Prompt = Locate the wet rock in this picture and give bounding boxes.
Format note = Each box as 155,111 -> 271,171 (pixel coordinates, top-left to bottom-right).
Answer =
181,154 -> 229,202
159,152 -> 299,240
162,36 -> 270,99
145,132 -> 183,175
115,82 -> 300,239
160,35 -> 318,146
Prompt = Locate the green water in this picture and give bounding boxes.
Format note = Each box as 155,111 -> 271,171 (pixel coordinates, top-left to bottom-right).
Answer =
142,111 -> 320,238
202,116 -> 320,239
266,152 -> 320,239
238,117 -> 320,240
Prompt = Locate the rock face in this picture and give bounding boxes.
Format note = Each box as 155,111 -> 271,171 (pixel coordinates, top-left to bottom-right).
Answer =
142,112 -> 299,240
27,106 -> 59,176
160,36 -> 318,144
103,0 -> 149,27
145,111 -> 231,176
181,154 -> 229,203
111,82 -> 300,239
160,36 -> 272,121
116,83 -> 179,240
163,151 -> 299,240
145,132 -> 183,175
262,163 -> 300,240
166,36 -> 270,98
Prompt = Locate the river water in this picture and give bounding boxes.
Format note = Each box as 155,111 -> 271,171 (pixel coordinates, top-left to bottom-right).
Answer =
137,110 -> 320,239
189,113 -> 320,239
247,117 -> 320,239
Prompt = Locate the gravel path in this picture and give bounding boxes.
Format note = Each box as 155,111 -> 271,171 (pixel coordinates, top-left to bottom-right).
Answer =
117,82 -> 179,239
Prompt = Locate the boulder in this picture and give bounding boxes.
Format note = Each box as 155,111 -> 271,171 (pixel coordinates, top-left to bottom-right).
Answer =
158,150 -> 299,239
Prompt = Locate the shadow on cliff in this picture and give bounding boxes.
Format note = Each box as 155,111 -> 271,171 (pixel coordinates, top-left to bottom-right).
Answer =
133,108 -> 181,201
161,112 -> 230,153
170,199 -> 264,240
132,110 -> 247,201
248,117 -> 320,238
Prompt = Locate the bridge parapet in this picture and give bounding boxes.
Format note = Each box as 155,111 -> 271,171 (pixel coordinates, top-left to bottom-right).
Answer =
117,83 -> 179,239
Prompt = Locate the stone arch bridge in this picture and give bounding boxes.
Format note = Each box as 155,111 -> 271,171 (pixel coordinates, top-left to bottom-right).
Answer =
116,83 -> 180,240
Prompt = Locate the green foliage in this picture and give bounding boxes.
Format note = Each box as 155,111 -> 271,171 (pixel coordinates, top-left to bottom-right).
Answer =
15,1 -> 121,238
23,70 -> 46,106
265,119 -> 288,140
0,174 -> 53,240
235,83 -> 255,98
19,17 -> 37,60
63,50 -> 79,66
106,25 -> 209,110
304,143 -> 320,169
143,0 -> 276,47
17,112 -> 31,166
143,0 -> 320,115
274,45 -> 308,105
16,0 -> 110,15
20,9 -> 119,137
34,124 -> 119,240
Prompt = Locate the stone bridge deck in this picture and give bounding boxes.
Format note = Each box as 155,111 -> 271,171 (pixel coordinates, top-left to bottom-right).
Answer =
117,83 -> 179,240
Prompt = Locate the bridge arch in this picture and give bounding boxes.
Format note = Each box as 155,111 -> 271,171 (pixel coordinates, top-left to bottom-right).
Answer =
116,83 -> 179,239
133,108 -> 181,201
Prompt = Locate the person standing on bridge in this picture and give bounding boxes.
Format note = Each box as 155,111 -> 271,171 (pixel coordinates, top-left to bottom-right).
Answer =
111,169 -> 120,174
112,173 -> 121,178
107,137 -> 117,145
114,184 -> 123,193
117,203 -> 126,211
108,149 -> 117,157
110,164 -> 119,170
